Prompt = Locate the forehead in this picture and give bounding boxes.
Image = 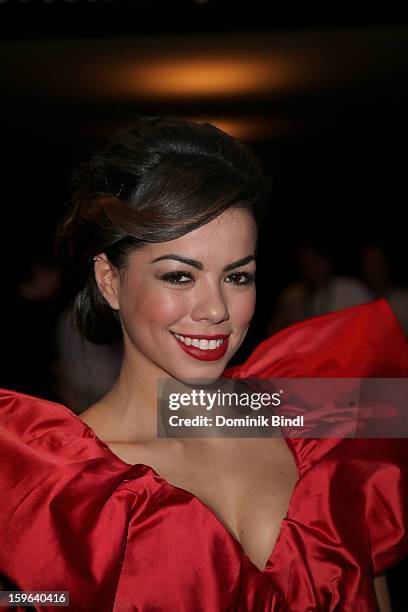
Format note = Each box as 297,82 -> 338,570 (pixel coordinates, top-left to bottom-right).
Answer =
134,209 -> 257,265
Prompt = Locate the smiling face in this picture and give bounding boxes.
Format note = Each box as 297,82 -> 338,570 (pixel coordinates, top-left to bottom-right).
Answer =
95,207 -> 257,382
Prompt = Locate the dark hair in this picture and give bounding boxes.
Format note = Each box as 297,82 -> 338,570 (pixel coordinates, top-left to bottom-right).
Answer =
54,115 -> 272,345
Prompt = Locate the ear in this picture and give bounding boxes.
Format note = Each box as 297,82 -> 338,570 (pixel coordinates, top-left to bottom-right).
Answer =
93,254 -> 121,311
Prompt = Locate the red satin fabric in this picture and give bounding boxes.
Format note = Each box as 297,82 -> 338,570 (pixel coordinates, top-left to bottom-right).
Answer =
0,298 -> 407,611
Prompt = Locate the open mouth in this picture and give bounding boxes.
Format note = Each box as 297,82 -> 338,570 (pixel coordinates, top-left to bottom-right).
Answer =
169,331 -> 229,361
170,332 -> 225,351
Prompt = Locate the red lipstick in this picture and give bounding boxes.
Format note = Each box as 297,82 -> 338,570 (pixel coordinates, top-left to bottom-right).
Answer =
169,332 -> 230,361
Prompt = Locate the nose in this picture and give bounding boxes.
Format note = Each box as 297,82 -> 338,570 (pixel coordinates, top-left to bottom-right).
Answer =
191,279 -> 230,324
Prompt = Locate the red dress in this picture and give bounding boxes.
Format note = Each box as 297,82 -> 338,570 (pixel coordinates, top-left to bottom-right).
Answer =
0,298 -> 407,611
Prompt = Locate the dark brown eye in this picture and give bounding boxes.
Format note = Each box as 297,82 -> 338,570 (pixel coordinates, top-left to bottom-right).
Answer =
160,271 -> 193,285
226,272 -> 256,286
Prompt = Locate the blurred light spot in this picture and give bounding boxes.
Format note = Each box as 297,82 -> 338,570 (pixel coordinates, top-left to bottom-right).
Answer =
109,57 -> 294,99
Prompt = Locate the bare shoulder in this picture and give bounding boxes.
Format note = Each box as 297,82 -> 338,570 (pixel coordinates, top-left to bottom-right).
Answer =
78,403 -> 102,427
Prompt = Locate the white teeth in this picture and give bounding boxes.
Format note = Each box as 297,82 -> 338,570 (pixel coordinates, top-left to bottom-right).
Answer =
173,333 -> 225,350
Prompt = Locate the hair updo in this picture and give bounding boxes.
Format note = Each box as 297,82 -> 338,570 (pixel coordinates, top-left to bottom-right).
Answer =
54,116 -> 272,345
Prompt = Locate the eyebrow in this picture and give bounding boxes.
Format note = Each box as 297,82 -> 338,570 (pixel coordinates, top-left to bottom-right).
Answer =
150,254 -> 255,272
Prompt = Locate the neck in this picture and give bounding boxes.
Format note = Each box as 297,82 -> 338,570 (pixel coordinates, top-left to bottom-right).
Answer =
99,344 -> 167,442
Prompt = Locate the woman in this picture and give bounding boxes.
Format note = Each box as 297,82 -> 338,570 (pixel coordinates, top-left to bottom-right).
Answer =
0,116 -> 407,611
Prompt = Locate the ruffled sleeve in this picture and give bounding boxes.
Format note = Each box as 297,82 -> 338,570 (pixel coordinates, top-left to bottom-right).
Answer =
223,298 -> 408,378
0,388 -> 141,611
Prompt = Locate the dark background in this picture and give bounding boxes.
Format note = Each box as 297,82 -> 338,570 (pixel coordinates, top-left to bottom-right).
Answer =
0,4 -> 407,607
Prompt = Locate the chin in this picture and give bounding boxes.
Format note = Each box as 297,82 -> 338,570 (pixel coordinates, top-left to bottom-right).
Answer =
171,368 -> 225,387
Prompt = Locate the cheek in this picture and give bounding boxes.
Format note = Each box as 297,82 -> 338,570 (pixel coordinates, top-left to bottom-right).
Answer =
125,284 -> 191,327
150,292 -> 191,324
230,288 -> 256,325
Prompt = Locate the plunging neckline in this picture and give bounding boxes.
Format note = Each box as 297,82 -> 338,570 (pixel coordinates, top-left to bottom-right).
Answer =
72,406 -> 302,574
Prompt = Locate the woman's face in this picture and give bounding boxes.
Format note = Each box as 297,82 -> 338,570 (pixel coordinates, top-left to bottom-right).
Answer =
98,208 -> 257,382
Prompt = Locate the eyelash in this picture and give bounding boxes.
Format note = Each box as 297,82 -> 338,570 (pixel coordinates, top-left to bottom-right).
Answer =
160,271 -> 256,287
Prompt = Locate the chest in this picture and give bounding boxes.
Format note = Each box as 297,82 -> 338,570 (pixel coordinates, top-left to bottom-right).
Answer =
105,436 -> 299,572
